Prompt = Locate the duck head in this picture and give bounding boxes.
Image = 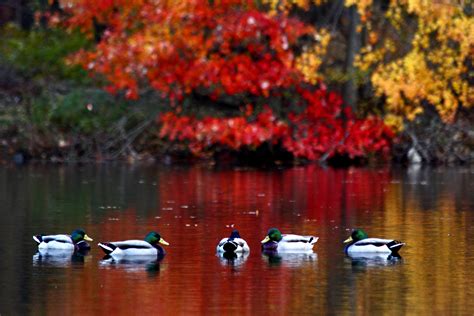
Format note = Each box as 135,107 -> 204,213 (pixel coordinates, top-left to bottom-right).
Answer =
228,230 -> 241,240
70,229 -> 93,243
344,229 -> 369,244
261,228 -> 283,243
145,231 -> 170,246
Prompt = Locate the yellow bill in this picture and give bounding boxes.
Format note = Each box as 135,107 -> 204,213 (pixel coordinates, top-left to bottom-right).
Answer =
261,236 -> 270,244
343,236 -> 353,244
84,234 -> 93,242
159,238 -> 170,246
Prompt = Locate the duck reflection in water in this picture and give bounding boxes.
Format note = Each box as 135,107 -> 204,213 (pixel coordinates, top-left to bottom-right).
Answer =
32,248 -> 89,267
217,251 -> 249,268
99,254 -> 163,275
262,250 -> 318,268
347,253 -> 403,271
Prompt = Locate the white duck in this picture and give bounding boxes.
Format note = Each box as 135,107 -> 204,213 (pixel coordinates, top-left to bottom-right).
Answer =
261,228 -> 318,252
216,230 -> 250,253
98,231 -> 169,258
33,229 -> 93,252
344,229 -> 405,255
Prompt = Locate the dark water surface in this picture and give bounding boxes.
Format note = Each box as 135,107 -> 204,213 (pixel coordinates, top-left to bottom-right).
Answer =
0,164 -> 473,315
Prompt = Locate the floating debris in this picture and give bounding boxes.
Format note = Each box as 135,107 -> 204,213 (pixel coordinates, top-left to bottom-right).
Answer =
99,206 -> 120,210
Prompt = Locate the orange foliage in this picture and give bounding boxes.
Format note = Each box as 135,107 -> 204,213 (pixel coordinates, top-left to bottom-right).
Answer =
55,0 -> 394,161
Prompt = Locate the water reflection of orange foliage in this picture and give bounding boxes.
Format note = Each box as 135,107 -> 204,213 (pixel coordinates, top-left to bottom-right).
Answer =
338,169 -> 473,315
379,181 -> 470,314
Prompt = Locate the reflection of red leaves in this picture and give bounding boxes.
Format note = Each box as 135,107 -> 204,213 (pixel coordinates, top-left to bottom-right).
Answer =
158,87 -> 394,160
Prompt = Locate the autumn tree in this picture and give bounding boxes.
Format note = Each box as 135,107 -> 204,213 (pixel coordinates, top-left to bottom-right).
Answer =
258,0 -> 473,162
50,0 -> 393,162
345,1 -> 473,125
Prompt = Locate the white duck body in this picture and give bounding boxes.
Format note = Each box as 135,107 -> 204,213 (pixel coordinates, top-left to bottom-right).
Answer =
98,240 -> 161,258
346,238 -> 405,255
261,229 -> 318,253
33,229 -> 92,252
34,234 -> 75,251
274,234 -> 318,252
216,237 -> 250,253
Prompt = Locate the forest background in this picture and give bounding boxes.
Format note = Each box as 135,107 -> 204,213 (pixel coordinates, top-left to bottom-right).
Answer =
0,0 -> 472,165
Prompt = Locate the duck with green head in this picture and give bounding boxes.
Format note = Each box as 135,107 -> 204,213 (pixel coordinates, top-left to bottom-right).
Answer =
344,229 -> 405,255
261,228 -> 318,252
33,229 -> 93,252
98,231 -> 170,258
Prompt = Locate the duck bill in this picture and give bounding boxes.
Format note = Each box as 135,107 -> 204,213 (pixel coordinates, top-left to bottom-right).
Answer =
261,236 -> 270,244
84,235 -> 93,242
343,236 -> 353,244
159,238 -> 170,246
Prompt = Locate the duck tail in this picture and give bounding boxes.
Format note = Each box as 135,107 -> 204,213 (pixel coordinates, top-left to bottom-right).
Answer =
387,240 -> 405,254
223,241 -> 238,253
33,235 -> 42,244
98,242 -> 116,255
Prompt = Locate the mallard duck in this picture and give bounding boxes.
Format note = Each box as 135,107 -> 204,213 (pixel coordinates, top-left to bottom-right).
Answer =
261,228 -> 318,252
216,230 -> 250,253
344,229 -> 405,255
98,231 -> 169,258
33,229 -> 93,252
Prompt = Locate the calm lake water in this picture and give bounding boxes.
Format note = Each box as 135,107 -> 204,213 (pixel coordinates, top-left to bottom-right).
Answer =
0,164 -> 473,315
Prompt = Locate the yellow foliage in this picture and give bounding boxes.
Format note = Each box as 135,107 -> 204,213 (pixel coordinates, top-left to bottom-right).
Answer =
295,30 -> 330,84
345,0 -> 373,20
355,0 -> 474,126
261,0 -> 323,13
383,114 -> 404,133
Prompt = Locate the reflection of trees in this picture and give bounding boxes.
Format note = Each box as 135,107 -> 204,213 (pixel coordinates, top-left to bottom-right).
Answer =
335,167 -> 474,314
383,168 -> 472,314
2,165 -> 473,314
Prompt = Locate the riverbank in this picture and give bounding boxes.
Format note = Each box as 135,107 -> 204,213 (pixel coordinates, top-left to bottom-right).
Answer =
2,61 -> 474,166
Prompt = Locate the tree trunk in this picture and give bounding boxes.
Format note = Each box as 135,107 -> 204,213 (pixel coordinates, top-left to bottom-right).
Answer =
343,5 -> 361,111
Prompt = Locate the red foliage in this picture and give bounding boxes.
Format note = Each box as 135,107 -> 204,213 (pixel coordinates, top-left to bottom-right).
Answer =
158,86 -> 394,160
62,1 -> 311,101
58,0 -> 394,161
